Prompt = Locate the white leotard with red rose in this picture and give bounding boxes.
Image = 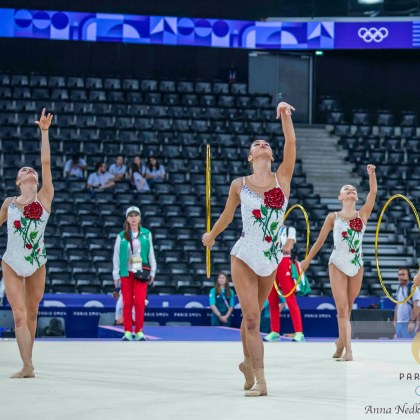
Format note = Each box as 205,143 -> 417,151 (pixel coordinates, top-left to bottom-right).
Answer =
328,211 -> 366,277
230,175 -> 288,276
2,198 -> 49,277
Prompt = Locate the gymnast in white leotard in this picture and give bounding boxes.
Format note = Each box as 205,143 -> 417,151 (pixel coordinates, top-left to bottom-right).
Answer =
203,102 -> 297,397
230,175 -> 288,277
0,109 -> 54,379
300,164 -> 377,362
328,210 -> 366,277
2,195 -> 49,277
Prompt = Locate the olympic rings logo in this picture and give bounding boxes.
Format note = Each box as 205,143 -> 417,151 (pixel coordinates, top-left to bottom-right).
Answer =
358,27 -> 389,43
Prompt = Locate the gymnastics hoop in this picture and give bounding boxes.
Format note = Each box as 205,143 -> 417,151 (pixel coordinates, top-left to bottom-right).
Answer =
375,194 -> 420,304
206,145 -> 211,278
273,204 -> 310,298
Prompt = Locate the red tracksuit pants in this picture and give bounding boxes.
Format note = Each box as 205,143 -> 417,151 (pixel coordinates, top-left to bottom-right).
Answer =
267,257 -> 303,334
120,271 -> 148,333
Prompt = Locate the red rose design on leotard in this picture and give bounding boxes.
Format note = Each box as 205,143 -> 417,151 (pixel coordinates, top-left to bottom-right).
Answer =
12,202 -> 46,267
23,202 -> 43,220
349,217 -> 363,232
250,187 -> 286,264
264,188 -> 285,210
252,209 -> 262,219
341,217 -> 364,269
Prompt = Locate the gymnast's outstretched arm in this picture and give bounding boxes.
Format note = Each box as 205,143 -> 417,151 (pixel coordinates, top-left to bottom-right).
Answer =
36,108 -> 54,212
359,164 -> 377,223
276,102 -> 296,197
300,213 -> 335,272
202,178 -> 241,250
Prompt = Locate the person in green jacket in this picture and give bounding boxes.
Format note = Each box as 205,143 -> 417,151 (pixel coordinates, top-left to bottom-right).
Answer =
112,206 -> 157,341
209,272 -> 235,326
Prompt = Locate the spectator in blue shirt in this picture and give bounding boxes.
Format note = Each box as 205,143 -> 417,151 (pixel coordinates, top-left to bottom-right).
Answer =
146,157 -> 165,186
131,163 -> 150,192
209,272 -> 235,326
86,162 -> 115,191
64,154 -> 87,188
128,155 -> 147,180
109,155 -> 127,182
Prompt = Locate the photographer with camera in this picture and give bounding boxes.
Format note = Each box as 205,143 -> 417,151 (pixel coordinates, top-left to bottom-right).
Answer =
112,206 -> 156,341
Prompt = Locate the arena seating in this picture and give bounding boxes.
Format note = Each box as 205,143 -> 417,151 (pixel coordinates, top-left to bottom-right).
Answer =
0,73 -> 337,296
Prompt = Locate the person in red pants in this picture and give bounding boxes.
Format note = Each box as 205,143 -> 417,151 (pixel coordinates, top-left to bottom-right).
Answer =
264,225 -> 304,342
112,206 -> 157,341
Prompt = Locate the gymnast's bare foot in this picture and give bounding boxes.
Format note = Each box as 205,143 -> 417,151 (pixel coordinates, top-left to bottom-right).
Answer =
239,361 -> 254,390
10,366 -> 35,379
333,340 -> 345,358
336,351 -> 353,362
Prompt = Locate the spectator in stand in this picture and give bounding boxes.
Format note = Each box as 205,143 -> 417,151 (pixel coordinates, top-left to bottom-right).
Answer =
209,272 -> 235,326
146,157 -> 166,186
131,163 -> 150,192
64,154 -> 87,188
228,63 -> 237,83
128,155 -> 147,180
109,155 -> 127,182
86,162 -> 115,192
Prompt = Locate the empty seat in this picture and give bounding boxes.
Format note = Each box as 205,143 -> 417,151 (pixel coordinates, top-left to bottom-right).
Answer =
352,110 -> 370,125
195,82 -> 212,94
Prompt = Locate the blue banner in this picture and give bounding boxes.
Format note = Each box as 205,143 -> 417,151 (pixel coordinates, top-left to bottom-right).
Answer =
28,293 -> 393,311
0,8 -> 417,50
0,307 -> 339,338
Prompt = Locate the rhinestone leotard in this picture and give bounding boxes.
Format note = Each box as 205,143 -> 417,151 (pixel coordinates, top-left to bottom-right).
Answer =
2,198 -> 49,277
328,212 -> 365,277
231,176 -> 288,277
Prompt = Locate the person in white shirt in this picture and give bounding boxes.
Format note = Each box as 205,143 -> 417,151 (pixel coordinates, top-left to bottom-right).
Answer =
86,162 -> 115,191
127,155 -> 147,179
64,154 -> 87,179
112,206 -> 156,341
146,156 -> 166,186
265,225 -> 304,342
394,268 -> 420,338
109,155 -> 127,182
130,163 -> 150,192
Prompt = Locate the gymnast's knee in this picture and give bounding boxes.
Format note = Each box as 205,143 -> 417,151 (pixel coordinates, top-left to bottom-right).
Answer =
244,313 -> 260,331
336,303 -> 349,318
13,307 -> 28,328
26,305 -> 39,323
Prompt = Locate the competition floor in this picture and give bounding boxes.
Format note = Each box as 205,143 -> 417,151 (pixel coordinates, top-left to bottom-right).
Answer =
1,328 -> 419,420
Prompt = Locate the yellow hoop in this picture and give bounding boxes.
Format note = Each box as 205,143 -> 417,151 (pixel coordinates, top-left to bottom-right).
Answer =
206,145 -> 211,278
273,204 -> 310,298
375,194 -> 420,304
